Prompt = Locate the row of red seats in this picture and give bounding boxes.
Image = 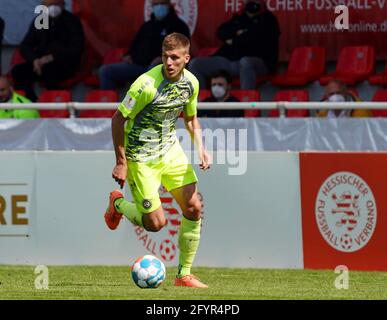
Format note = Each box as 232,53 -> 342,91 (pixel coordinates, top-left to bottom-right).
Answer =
201,88 -> 387,117
198,45 -> 386,87
10,45 -> 387,90
30,88 -> 387,118
200,89 -> 308,117
36,90 -> 118,118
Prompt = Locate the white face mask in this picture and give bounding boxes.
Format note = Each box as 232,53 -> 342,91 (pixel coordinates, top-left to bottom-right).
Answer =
211,84 -> 227,99
48,5 -> 63,18
328,93 -> 346,103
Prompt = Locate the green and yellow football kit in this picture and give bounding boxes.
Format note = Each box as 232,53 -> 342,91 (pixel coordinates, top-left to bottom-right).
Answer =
117,64 -> 199,213
114,65 -> 202,278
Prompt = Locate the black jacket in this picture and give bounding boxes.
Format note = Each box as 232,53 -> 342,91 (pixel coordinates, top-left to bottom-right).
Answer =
129,8 -> 190,66
20,10 -> 84,70
199,95 -> 244,117
0,17 -> 4,74
215,9 -> 281,72
0,16 -> 4,45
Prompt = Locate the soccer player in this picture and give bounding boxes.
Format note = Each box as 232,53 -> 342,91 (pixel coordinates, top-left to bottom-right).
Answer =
104,33 -> 211,288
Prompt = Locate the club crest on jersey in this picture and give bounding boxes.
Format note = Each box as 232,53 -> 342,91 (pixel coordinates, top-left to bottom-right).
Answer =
143,199 -> 152,209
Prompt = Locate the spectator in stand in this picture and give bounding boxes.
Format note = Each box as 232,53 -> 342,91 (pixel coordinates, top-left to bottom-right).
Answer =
198,70 -> 243,117
11,0 -> 85,101
317,79 -> 371,117
189,0 -> 280,90
0,76 -> 39,119
0,17 -> 4,75
99,0 -> 190,90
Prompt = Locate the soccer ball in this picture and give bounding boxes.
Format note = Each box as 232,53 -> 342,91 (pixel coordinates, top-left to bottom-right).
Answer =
131,255 -> 166,288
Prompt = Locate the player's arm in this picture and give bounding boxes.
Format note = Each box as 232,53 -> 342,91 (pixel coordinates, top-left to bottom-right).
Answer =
111,74 -> 153,187
184,114 -> 211,171
111,110 -> 127,188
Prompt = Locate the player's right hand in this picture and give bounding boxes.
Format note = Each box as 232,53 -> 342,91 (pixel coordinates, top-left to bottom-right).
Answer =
112,163 -> 127,189
199,149 -> 212,171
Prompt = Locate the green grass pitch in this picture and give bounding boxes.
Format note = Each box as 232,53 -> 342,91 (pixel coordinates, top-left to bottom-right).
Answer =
1,266 -> 386,300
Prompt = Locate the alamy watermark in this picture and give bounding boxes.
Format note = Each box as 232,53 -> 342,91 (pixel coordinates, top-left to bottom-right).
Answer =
136,123 -> 248,176
34,5 -> 50,30
334,265 -> 349,290
335,5 -> 349,30
34,265 -> 49,289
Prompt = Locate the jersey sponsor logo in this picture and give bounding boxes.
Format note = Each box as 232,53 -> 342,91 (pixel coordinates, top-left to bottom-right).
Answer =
144,0 -> 198,35
315,171 -> 377,253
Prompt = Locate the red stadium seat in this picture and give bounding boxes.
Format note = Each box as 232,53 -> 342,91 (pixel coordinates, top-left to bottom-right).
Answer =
271,46 -> 326,86
198,89 -> 212,102
231,89 -> 261,117
10,48 -> 26,68
371,89 -> 387,117
269,90 -> 309,117
368,62 -> 387,86
38,90 -> 72,118
319,46 -> 375,85
78,90 -> 119,118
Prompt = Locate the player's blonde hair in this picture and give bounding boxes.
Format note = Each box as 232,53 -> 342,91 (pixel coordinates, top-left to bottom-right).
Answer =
162,33 -> 190,53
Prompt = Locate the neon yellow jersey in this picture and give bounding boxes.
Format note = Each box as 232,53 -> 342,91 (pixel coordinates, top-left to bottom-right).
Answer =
118,64 -> 199,162
0,92 -> 39,119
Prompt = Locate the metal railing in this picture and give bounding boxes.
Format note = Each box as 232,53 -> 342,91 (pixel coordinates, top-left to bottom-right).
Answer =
1,101 -> 387,118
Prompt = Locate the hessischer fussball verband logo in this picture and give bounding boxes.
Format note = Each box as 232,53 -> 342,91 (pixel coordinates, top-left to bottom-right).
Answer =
315,171 -> 377,253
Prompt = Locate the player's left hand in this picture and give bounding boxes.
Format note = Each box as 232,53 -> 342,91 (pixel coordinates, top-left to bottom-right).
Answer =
199,150 -> 212,171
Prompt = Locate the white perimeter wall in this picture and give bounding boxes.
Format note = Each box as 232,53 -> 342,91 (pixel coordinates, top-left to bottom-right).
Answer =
0,151 -> 303,269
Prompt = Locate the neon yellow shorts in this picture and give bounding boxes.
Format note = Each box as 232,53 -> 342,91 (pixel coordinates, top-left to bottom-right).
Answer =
126,142 -> 198,214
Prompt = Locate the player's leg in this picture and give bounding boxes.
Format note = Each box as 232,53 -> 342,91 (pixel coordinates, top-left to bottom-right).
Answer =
114,195 -> 166,231
169,183 -> 207,288
161,143 -> 207,288
105,161 -> 166,232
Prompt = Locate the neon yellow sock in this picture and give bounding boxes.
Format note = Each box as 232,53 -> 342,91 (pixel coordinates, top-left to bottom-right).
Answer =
114,198 -> 143,227
177,216 -> 201,278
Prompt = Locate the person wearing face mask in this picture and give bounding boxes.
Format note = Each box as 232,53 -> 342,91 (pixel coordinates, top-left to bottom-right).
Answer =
99,0 -> 190,90
11,0 -> 85,102
198,70 -> 243,117
0,76 -> 39,119
190,0 -> 280,90
317,79 -> 371,117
